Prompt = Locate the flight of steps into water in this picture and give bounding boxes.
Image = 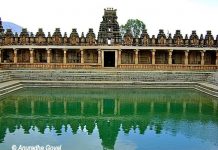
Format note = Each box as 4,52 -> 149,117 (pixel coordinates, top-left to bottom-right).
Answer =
0,70 -> 217,98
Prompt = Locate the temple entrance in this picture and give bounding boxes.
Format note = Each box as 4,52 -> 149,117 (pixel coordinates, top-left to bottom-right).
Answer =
104,51 -> 115,67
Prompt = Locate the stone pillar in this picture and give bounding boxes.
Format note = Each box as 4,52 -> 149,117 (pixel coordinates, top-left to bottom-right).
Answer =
98,49 -> 101,64
168,50 -> 173,64
63,49 -> 67,64
47,49 -> 51,63
151,49 -> 156,65
80,49 -> 84,64
14,49 -> 18,63
184,50 -> 189,65
216,51 -> 218,65
30,49 -> 34,63
0,49 -> 2,63
201,51 -> 205,65
118,49 -> 122,65
134,49 -> 139,64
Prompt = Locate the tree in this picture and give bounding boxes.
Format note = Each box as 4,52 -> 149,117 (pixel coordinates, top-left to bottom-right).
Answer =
120,19 -> 146,38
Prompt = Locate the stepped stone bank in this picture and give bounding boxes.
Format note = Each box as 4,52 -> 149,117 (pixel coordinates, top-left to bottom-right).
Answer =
0,8 -> 217,98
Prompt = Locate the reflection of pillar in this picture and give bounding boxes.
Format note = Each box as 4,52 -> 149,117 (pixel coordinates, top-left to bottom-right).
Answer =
0,49 -> 2,63
47,49 -> 51,63
114,99 -> 117,115
168,50 -> 173,64
151,49 -> 156,65
213,101 -> 217,113
31,100 -> 34,115
151,101 -> 154,113
134,101 -> 137,115
48,100 -> 51,115
134,49 -> 138,64
80,49 -> 84,64
81,101 -> 84,115
15,100 -> 18,115
0,101 -> 2,114
98,49 -> 101,64
118,49 -> 122,65
167,101 -> 170,113
98,100 -> 101,115
101,99 -> 104,115
183,102 -> 186,113
117,99 -> 120,115
30,49 -> 34,63
201,51 -> 205,65
199,102 -> 202,113
14,49 -> 18,63
64,100 -> 67,114
216,51 -> 218,65
63,49 -> 67,64
184,50 -> 189,65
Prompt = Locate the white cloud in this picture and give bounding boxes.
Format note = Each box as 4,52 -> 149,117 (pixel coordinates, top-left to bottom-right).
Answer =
1,0 -> 218,37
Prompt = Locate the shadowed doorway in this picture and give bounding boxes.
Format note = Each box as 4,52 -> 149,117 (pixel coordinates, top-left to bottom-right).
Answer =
104,51 -> 115,67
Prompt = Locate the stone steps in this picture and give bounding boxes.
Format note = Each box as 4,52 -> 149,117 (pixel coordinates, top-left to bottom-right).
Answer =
0,71 -> 12,83
195,84 -> 218,98
0,81 -> 23,97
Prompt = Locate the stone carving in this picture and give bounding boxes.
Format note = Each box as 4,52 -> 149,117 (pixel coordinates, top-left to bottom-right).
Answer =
199,34 -> 204,47
4,29 -> 14,45
140,29 -> 150,46
184,34 -> 189,46
63,32 -> 68,45
70,29 -> 79,45
151,35 -> 156,46
173,30 -> 183,46
86,28 -> 96,46
80,32 -> 86,46
190,31 -> 199,46
19,28 -> 29,45
205,31 -> 214,47
35,28 -> 46,45
98,8 -> 121,45
167,34 -> 173,46
157,29 -> 166,46
123,29 -> 133,46
52,28 -> 62,45
29,32 -> 35,44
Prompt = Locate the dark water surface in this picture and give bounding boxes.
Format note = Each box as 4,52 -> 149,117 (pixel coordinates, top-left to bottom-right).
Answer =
0,88 -> 217,150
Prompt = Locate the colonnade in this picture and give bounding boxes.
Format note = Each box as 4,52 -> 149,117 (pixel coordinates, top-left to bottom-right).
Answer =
0,48 -> 217,66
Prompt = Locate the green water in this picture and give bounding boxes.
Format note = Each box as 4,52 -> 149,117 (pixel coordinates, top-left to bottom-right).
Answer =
0,88 -> 217,150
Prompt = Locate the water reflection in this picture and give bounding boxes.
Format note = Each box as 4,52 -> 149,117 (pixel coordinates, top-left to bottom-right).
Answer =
0,88 -> 217,150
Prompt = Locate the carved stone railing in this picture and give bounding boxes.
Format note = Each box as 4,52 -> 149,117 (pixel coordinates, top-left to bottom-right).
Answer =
118,64 -> 218,71
0,63 -> 101,70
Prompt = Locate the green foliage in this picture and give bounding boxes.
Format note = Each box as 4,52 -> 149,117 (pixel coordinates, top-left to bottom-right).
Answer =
120,19 -> 146,38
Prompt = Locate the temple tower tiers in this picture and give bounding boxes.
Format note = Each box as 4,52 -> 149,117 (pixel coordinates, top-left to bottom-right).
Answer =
98,8 -> 122,45
0,17 -> 4,33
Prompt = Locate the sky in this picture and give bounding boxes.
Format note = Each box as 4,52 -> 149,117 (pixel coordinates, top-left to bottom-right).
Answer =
1,0 -> 218,37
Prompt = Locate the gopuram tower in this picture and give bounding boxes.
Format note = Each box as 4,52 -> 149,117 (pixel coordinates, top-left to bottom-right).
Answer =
98,8 -> 122,45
